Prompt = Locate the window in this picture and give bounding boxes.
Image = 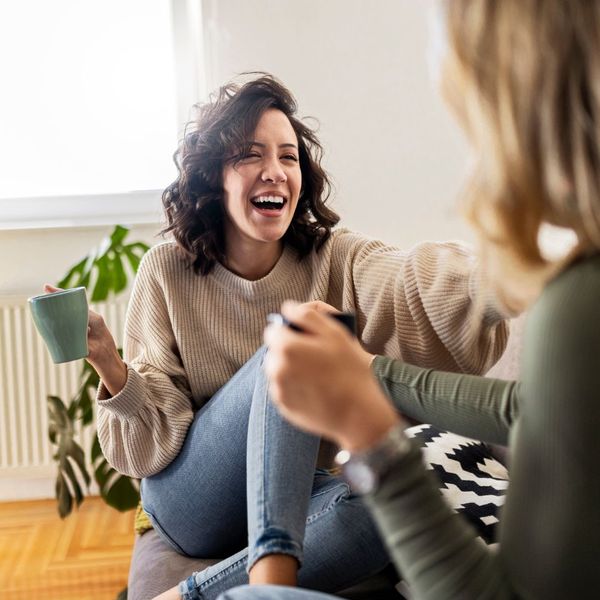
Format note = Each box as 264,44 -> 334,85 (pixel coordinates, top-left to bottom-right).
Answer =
0,0 -> 204,228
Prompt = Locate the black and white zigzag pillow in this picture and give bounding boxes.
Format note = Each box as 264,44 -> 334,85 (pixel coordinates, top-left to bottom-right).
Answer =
404,424 -> 509,545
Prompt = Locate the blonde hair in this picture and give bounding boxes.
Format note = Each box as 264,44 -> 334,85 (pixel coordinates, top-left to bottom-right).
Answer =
441,0 -> 600,311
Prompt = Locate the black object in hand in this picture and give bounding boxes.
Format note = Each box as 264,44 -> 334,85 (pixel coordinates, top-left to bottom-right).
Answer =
267,311 -> 356,336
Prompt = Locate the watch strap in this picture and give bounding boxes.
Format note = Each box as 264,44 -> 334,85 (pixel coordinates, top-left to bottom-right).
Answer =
335,423 -> 411,494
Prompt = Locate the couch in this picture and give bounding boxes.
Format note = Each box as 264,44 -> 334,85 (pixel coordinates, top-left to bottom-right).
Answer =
127,316 -> 524,600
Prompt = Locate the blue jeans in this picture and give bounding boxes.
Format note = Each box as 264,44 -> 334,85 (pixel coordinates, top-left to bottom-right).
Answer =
141,348 -> 389,600
218,586 -> 335,600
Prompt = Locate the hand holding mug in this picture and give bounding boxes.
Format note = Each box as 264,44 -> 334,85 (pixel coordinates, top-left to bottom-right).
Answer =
38,285 -> 127,396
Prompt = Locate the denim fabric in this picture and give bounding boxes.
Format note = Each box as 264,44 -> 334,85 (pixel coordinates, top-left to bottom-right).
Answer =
141,347 -> 389,600
245,353 -> 320,570
179,473 -> 389,600
217,585 -> 335,600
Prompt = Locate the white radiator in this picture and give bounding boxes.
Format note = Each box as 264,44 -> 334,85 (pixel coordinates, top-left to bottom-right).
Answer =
0,294 -> 128,500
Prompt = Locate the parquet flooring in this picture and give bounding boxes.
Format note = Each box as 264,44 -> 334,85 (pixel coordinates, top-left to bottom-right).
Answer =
0,496 -> 135,600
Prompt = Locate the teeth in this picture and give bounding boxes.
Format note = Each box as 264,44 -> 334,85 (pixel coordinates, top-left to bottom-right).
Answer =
253,195 -> 285,205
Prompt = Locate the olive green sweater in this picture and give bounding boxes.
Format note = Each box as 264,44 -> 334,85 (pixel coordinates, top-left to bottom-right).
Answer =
370,254 -> 600,599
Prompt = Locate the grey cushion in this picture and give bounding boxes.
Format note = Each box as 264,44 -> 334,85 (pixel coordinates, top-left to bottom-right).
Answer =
127,529 -> 400,600
128,529 -> 219,600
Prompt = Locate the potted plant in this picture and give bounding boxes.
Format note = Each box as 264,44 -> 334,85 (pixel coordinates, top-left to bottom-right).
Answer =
47,225 -> 150,518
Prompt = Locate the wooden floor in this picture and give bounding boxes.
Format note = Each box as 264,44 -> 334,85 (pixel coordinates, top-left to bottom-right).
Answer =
0,496 -> 135,600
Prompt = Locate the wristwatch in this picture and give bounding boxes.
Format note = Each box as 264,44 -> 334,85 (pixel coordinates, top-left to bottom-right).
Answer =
335,424 -> 411,495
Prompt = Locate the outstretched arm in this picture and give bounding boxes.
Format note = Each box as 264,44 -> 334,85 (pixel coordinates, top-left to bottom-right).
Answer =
331,232 -> 509,374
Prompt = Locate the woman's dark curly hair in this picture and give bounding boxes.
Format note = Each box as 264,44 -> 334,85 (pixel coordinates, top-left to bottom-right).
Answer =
161,73 -> 340,275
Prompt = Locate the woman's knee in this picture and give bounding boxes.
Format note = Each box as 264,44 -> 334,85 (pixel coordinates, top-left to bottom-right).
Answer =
141,478 -> 248,557
144,499 -> 248,557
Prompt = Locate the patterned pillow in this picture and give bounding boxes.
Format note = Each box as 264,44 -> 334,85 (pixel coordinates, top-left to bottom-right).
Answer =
405,424 -> 509,545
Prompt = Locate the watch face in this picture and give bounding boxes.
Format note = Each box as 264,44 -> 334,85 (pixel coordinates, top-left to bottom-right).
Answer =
345,460 -> 377,495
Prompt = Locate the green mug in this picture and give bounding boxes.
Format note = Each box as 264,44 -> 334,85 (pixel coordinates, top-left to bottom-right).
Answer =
28,287 -> 89,364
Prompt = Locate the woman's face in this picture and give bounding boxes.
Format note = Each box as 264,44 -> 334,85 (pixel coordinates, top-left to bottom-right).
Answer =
222,108 -> 302,254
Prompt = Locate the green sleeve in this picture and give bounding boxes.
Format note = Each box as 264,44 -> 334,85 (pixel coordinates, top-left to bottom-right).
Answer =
372,356 -> 519,445
364,257 -> 600,599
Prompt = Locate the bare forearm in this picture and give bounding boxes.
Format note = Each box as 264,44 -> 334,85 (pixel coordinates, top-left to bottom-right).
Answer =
89,348 -> 127,397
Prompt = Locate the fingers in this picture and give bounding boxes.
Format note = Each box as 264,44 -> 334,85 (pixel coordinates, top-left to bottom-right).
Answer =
264,318 -> 316,358
300,300 -> 340,315
43,283 -> 63,294
87,309 -> 106,331
280,301 -> 344,336
264,319 -> 320,385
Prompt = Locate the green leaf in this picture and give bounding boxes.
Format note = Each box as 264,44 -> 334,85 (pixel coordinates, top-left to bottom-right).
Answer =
102,474 -> 140,512
56,471 -> 73,519
91,434 -> 140,512
115,586 -> 128,600
96,234 -> 113,259
91,255 -> 112,302
77,387 -> 94,426
91,434 -> 103,462
80,250 -> 98,286
79,271 -> 91,289
57,257 -> 86,289
62,455 -> 84,506
127,241 -> 151,254
47,395 -> 91,518
66,397 -> 78,420
48,395 -> 71,432
73,362 -> 100,425
111,253 -> 128,294
67,438 -> 91,487
123,246 -> 142,273
110,225 -> 130,247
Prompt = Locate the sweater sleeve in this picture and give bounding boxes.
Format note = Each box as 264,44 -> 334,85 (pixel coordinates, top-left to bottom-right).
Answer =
372,356 -> 518,445
333,233 -> 509,374
96,249 -> 194,479
364,259 -> 600,599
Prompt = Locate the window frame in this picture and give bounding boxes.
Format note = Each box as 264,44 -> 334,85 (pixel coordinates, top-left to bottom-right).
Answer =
0,0 -> 205,232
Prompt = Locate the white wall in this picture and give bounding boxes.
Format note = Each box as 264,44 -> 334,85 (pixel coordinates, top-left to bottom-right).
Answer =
0,0 -> 471,297
0,224 -> 160,297
202,0 -> 472,247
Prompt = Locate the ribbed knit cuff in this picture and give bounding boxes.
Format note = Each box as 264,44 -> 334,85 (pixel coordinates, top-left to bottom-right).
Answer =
96,365 -> 146,418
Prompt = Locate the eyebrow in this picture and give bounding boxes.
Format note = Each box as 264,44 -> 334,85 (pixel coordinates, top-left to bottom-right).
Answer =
250,141 -> 298,150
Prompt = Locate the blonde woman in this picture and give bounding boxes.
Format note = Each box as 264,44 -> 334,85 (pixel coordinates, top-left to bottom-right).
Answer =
223,1 -> 600,598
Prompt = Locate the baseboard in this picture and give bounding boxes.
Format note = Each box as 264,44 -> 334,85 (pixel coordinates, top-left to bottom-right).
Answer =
0,467 -> 99,501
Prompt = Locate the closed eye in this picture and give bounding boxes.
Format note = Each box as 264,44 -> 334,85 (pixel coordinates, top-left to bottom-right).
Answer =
240,151 -> 261,161
282,154 -> 298,162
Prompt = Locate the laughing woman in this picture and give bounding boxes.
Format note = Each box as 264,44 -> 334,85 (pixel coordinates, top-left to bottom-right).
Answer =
84,75 -> 508,600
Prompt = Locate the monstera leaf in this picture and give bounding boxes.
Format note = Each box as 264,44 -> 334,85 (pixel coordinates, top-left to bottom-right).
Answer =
72,359 -> 101,426
91,435 -> 140,512
58,225 -> 149,302
47,395 -> 91,518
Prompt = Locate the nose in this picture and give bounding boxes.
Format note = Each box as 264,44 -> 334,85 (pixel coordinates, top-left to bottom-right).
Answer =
261,157 -> 287,184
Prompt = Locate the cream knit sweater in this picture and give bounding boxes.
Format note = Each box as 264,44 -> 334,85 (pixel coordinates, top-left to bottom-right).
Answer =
96,229 -> 508,478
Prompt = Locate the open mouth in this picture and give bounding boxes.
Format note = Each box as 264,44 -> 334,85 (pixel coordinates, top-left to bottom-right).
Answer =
250,195 -> 287,211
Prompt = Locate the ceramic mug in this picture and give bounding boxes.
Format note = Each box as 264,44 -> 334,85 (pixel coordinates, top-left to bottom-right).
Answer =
28,287 -> 89,364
